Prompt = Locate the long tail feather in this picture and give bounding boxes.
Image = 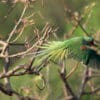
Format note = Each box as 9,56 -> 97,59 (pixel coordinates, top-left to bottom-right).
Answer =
36,41 -> 68,60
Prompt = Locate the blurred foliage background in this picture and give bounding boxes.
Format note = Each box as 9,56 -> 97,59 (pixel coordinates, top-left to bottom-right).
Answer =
0,0 -> 100,100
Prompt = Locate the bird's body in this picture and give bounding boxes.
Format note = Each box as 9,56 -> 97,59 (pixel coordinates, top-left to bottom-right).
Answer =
38,36 -> 100,69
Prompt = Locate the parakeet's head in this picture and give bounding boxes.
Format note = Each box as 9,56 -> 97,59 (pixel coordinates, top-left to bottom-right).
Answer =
82,37 -> 94,46
80,37 -> 95,51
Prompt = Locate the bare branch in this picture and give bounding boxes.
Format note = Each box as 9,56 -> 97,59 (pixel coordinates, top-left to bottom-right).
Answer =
66,62 -> 79,79
59,60 -> 78,100
77,67 -> 89,99
83,87 -> 100,95
7,5 -> 27,43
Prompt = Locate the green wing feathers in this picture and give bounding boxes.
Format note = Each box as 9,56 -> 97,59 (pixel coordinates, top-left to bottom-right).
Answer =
37,37 -> 85,60
38,41 -> 68,60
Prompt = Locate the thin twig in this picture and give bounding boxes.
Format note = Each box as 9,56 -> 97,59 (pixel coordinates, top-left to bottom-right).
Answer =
0,83 -> 38,100
83,87 -> 100,95
11,26 -> 25,43
3,47 -> 12,93
7,5 -> 27,43
0,58 -> 49,79
59,60 -> 77,100
64,4 -> 90,36
77,67 -> 89,99
66,62 -> 79,79
0,23 -> 56,58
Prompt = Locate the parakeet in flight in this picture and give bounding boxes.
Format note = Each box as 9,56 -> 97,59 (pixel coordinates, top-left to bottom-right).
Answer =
37,36 -> 100,69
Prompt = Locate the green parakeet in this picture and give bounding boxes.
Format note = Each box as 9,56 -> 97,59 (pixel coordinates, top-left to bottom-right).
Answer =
37,36 -> 100,69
